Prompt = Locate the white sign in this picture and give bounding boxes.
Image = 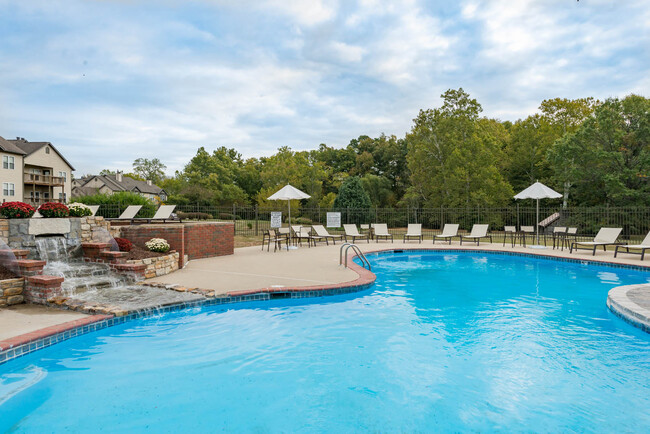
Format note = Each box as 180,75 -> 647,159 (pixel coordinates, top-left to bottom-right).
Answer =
326,212 -> 341,228
270,212 -> 282,228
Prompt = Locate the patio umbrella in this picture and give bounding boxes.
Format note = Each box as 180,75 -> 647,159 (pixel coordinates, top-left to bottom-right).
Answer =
514,181 -> 562,246
268,184 -> 311,248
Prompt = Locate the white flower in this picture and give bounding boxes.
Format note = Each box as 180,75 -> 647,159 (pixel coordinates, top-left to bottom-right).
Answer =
145,238 -> 170,253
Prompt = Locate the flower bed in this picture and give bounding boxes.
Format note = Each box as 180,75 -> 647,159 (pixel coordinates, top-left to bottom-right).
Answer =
38,202 -> 69,218
68,203 -> 92,217
0,202 -> 35,219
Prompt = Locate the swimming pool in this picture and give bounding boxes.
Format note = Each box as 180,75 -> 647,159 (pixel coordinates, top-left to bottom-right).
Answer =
1,251 -> 649,432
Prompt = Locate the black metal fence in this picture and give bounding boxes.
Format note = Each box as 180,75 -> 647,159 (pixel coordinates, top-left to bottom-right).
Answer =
94,204 -> 650,242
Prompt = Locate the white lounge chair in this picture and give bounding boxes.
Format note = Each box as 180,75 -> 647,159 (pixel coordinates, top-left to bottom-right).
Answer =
614,231 -> 650,261
373,223 -> 393,243
433,224 -> 459,244
460,224 -> 491,245
88,205 -> 100,216
133,205 -> 180,223
312,225 -> 344,245
343,224 -> 369,243
570,227 -> 622,256
403,223 -> 422,243
294,226 -> 314,247
106,205 -> 142,220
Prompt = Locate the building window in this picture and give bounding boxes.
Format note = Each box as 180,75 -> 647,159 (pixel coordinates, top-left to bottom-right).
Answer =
58,171 -> 67,181
2,156 -> 14,169
43,192 -> 49,199
45,147 -> 50,154
2,183 -> 15,196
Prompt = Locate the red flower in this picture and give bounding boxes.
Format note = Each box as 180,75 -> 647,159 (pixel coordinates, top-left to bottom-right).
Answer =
38,202 -> 70,218
114,237 -> 133,252
0,201 -> 36,219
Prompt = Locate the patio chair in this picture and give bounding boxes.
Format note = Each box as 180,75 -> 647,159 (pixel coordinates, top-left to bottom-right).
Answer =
88,205 -> 100,216
520,225 -> 535,246
503,225 -> 516,247
614,231 -> 650,261
312,225 -> 344,245
433,224 -> 459,244
343,224 -> 370,243
132,205 -> 182,224
551,226 -> 567,250
373,223 -> 393,243
570,227 -> 622,256
106,205 -> 142,221
460,224 -> 492,245
403,224 -> 422,243
294,226 -> 314,247
262,229 -> 287,252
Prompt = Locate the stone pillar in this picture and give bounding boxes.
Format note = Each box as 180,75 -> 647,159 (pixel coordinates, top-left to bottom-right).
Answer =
24,275 -> 64,304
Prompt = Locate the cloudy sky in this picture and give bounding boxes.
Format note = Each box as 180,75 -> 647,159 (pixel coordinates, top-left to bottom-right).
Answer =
0,0 -> 648,175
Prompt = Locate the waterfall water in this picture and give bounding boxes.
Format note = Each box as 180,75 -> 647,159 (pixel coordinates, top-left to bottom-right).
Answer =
34,235 -> 203,311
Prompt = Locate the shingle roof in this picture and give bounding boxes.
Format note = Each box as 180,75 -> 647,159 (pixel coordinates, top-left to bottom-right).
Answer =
81,174 -> 165,195
0,136 -> 27,155
72,186 -> 99,197
8,138 -> 76,170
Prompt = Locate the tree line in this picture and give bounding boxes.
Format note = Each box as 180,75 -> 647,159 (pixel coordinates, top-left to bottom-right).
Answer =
111,88 -> 650,210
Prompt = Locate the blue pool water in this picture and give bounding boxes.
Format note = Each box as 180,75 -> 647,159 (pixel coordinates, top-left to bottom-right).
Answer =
1,251 -> 650,432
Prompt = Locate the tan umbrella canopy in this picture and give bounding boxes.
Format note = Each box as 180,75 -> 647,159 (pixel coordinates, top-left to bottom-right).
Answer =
268,184 -> 311,248
514,181 -> 562,246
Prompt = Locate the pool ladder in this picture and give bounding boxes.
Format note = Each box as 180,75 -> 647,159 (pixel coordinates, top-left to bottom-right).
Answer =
339,243 -> 371,271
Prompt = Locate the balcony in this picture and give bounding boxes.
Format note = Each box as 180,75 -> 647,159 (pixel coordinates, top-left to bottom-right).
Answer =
24,173 -> 65,187
24,197 -> 64,206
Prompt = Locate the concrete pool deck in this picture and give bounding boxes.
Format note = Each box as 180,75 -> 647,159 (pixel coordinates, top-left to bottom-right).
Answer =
146,241 -> 650,295
2,240 -> 650,358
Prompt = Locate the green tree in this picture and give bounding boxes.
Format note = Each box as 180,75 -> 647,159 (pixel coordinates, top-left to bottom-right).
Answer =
132,158 -> 167,184
181,147 -> 247,205
406,88 -> 513,207
548,94 -> 650,206
333,176 -> 372,209
360,174 -> 394,207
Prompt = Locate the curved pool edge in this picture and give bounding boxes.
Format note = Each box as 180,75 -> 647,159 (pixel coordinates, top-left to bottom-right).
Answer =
0,260 -> 376,366
607,284 -> 650,333
3,245 -> 650,366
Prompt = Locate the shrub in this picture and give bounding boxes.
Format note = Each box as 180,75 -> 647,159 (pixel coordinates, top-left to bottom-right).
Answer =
68,202 -> 92,217
38,202 -> 69,218
0,201 -> 36,219
145,238 -> 170,253
114,237 -> 133,252
177,211 -> 213,220
218,212 -> 238,220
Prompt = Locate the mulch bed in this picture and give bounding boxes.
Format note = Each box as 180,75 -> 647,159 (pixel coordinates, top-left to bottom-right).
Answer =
0,264 -> 19,280
122,245 -> 168,261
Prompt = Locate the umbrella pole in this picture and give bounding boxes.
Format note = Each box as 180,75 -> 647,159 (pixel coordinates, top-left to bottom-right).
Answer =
536,198 -> 539,245
288,199 -> 291,248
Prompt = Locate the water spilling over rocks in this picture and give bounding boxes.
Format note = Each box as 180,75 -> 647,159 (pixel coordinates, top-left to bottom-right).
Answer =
36,236 -> 204,313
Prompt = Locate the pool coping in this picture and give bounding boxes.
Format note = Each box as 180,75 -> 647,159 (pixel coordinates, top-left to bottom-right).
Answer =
2,245 -> 649,365
607,284 -> 650,333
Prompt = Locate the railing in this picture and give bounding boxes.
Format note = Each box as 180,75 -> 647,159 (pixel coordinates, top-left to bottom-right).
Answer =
24,173 -> 65,186
24,197 -> 64,205
340,243 -> 371,270
90,204 -> 650,242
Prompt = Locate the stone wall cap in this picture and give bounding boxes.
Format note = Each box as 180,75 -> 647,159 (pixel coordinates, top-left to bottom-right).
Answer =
81,242 -> 112,248
27,275 -> 65,284
15,259 -> 47,268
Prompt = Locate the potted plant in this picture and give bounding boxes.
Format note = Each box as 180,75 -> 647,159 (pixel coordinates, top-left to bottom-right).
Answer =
0,201 -> 36,219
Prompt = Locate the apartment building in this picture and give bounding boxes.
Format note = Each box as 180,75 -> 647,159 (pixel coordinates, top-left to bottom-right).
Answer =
0,136 -> 75,205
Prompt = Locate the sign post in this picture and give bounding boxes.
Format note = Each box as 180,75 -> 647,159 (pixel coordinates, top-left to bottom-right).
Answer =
270,212 -> 282,229
326,212 -> 341,228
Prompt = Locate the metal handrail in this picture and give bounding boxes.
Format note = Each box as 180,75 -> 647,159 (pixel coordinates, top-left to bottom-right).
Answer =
339,242 -> 371,270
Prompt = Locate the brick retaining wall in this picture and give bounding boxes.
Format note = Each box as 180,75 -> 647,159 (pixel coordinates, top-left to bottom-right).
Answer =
119,222 -> 233,267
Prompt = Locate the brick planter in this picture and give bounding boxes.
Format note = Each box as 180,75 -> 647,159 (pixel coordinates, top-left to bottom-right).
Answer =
0,278 -> 25,306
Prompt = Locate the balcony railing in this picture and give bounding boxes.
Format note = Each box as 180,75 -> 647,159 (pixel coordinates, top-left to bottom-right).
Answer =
23,173 -> 65,186
24,197 -> 64,205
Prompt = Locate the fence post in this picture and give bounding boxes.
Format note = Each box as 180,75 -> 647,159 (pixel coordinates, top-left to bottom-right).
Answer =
516,203 -> 520,228
254,205 -> 259,236
232,204 -> 236,235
